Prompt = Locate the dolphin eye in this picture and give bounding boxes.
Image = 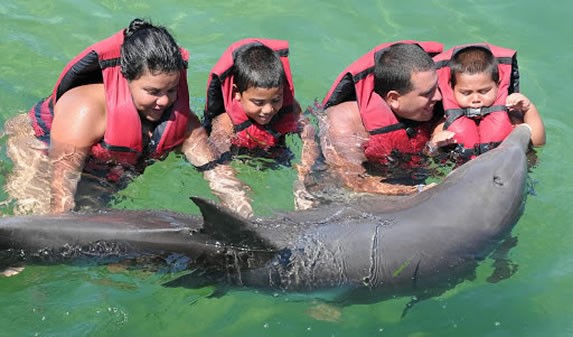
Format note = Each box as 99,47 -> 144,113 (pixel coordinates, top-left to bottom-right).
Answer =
493,176 -> 503,186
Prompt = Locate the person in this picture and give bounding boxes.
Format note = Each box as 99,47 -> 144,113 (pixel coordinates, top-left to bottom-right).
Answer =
431,44 -> 545,161
3,18 -> 253,218
310,41 -> 451,196
202,38 -> 306,163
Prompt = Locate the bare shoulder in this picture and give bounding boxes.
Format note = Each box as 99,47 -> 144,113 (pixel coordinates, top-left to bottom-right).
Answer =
326,101 -> 359,121
324,101 -> 364,135
52,84 -> 107,147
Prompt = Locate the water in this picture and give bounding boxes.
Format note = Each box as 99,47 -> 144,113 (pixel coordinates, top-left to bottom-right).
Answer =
1,0 -> 572,336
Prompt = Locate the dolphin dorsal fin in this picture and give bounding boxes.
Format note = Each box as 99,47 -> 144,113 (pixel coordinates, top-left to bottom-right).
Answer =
190,197 -> 276,250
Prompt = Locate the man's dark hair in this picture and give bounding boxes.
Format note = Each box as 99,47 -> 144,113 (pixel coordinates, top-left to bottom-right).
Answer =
234,44 -> 285,93
374,43 -> 436,97
120,18 -> 185,81
449,46 -> 499,87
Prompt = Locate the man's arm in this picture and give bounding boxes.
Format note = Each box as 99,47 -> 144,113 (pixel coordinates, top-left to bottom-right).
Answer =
321,101 -> 417,195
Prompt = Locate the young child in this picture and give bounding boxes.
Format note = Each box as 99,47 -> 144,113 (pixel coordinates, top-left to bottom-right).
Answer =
431,44 -> 545,160
203,39 -> 304,163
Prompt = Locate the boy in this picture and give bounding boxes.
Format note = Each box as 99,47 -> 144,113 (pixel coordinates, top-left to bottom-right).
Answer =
203,39 -> 304,163
431,44 -> 545,160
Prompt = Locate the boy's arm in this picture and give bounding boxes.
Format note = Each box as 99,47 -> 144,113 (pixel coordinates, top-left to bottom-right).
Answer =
321,101 -> 418,195
507,93 -> 546,146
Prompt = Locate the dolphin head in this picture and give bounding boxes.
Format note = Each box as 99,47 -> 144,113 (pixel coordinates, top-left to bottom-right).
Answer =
437,124 -> 531,234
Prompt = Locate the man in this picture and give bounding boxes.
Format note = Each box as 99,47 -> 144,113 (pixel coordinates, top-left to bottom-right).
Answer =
315,41 -> 454,195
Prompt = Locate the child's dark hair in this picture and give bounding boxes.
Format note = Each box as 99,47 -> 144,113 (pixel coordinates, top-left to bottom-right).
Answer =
374,43 -> 436,97
120,18 -> 185,81
233,44 -> 285,93
450,46 -> 499,87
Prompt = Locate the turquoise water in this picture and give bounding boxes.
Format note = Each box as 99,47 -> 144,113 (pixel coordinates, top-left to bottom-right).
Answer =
1,0 -> 572,336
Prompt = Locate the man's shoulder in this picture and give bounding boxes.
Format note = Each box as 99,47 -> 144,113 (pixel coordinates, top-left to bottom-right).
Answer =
326,100 -> 360,116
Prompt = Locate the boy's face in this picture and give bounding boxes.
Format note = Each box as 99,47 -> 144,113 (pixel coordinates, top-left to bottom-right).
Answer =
235,85 -> 284,125
453,72 -> 499,109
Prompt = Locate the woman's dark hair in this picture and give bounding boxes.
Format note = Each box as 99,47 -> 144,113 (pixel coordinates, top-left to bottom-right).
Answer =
234,44 -> 285,93
120,18 -> 185,81
450,46 -> 499,87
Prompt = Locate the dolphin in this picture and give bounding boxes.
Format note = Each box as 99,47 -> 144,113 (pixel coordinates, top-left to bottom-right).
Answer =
0,125 -> 531,302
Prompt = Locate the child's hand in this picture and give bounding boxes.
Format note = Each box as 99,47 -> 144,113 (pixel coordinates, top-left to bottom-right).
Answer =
425,130 -> 457,155
506,93 -> 531,112
431,130 -> 457,147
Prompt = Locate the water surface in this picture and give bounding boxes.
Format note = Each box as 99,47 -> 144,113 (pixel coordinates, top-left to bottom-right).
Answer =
1,1 -> 572,336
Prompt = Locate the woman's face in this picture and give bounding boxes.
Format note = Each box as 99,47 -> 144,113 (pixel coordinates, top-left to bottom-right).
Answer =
128,70 -> 180,122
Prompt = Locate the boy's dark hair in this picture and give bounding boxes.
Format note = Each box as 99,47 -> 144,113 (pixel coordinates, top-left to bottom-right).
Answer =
449,46 -> 499,87
374,43 -> 436,98
233,44 -> 285,93
120,18 -> 185,81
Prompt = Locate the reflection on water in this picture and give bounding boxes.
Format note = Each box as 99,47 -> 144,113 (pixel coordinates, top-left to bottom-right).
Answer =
3,113 -> 51,215
2,113 -> 136,215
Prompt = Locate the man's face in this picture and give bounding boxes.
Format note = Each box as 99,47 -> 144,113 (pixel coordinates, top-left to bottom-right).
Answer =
392,70 -> 441,122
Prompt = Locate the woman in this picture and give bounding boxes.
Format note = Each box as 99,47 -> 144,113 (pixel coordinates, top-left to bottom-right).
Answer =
4,18 -> 252,217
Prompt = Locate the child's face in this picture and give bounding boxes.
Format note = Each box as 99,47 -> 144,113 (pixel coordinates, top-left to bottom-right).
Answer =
235,85 -> 284,125
453,72 -> 498,109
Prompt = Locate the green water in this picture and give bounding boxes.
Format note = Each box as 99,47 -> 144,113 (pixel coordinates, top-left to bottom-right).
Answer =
1,0 -> 572,336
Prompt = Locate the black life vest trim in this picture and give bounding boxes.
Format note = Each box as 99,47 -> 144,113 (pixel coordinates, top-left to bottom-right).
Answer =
56,51 -> 102,100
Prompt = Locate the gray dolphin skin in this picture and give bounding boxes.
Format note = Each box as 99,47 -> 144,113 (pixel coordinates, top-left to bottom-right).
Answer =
0,125 -> 531,301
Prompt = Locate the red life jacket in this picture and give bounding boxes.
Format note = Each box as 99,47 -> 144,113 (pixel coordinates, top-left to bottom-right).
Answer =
322,40 -> 444,166
203,38 -> 299,150
433,44 -> 518,159
28,29 -> 192,167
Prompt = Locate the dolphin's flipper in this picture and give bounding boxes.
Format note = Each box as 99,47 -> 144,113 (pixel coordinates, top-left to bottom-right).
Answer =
190,197 -> 277,250
486,235 -> 519,283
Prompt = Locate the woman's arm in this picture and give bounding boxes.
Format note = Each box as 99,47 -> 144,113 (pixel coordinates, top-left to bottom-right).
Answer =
49,84 -> 107,213
181,113 -> 253,218
207,113 -> 235,157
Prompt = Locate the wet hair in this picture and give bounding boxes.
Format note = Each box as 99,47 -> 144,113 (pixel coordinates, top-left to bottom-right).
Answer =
120,18 -> 185,81
233,44 -> 285,93
449,46 -> 499,87
374,43 -> 436,97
